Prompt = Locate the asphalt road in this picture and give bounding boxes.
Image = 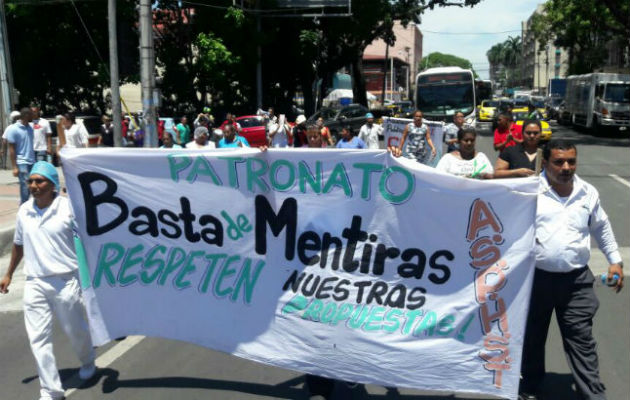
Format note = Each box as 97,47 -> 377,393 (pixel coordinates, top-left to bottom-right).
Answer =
0,122 -> 628,400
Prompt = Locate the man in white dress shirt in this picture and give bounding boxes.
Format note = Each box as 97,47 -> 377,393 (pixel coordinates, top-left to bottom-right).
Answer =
519,139 -> 623,400
358,113 -> 382,149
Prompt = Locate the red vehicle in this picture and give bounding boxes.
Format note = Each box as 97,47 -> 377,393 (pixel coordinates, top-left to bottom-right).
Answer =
219,115 -> 267,147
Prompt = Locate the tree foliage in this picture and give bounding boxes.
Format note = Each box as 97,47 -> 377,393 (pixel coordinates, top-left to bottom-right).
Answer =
5,0 -> 139,115
422,52 -> 478,77
486,36 -> 522,87
530,0 -> 629,74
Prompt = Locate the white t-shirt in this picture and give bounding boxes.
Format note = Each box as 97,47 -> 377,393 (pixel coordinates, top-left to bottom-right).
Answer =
31,118 -> 52,151
436,152 -> 494,178
14,196 -> 79,278
268,122 -> 289,148
64,124 -> 89,148
185,141 -> 216,149
358,123 -> 382,149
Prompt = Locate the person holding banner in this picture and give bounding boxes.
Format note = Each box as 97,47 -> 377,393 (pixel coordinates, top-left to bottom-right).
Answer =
494,120 -> 541,178
396,110 -> 436,163
435,128 -> 493,179
185,126 -> 216,149
519,139 -> 624,400
0,161 -> 96,400
218,124 -> 250,148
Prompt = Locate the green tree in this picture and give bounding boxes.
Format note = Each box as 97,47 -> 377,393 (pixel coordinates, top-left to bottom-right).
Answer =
5,0 -> 139,114
421,52 -> 478,77
530,0 -> 628,74
485,35 -> 521,87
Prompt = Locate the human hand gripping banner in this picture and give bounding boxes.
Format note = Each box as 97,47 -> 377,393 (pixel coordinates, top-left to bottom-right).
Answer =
60,147 -> 538,399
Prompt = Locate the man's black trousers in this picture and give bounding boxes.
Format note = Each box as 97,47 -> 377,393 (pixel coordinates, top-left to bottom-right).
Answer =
520,267 -> 606,399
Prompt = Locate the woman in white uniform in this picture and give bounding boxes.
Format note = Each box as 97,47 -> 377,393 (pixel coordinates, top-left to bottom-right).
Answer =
1,161 -> 96,400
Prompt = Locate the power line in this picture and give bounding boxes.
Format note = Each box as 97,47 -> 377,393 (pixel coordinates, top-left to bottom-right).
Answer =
422,29 -> 521,35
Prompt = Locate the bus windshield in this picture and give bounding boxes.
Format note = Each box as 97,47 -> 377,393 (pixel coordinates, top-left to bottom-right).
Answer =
604,83 -> 630,103
416,82 -> 474,116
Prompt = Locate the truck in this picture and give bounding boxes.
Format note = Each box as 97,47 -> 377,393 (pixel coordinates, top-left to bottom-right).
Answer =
547,78 -> 566,98
565,73 -> 630,132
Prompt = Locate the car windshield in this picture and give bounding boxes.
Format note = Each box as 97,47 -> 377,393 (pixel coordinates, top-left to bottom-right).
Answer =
310,108 -> 338,121
514,99 -> 528,107
604,84 -> 630,103
416,83 -> 474,115
238,117 -> 265,128
531,99 -> 545,108
483,101 -> 499,107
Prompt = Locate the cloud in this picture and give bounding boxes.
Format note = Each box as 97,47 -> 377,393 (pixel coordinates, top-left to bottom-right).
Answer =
418,0 -> 541,79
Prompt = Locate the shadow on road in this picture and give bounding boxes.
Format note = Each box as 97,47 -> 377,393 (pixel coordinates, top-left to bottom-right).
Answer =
41,368 -> 507,400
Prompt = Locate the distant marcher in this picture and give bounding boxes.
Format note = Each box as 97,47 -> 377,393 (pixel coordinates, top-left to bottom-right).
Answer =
218,124 -> 249,148
31,107 -> 52,162
302,124 -> 327,148
292,115 -> 308,147
159,131 -> 182,149
316,117 -> 334,146
186,126 -> 216,149
176,116 -> 191,145
358,113 -> 382,149
5,107 -> 35,204
336,126 -> 366,149
494,119 -> 541,178
395,110 -> 436,163
58,113 -> 88,149
493,112 -> 522,152
98,115 -> 114,147
527,102 -> 543,120
220,113 -> 242,134
443,111 -> 465,153
268,113 -> 292,148
436,128 -> 493,179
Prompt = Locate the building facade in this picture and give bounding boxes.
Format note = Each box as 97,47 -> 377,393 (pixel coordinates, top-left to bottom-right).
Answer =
363,21 -> 423,101
521,4 -> 569,95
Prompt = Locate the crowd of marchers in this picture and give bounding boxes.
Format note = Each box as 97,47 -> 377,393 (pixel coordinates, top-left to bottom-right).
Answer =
0,102 -> 625,400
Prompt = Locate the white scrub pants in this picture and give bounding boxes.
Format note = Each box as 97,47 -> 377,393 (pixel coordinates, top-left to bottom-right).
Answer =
23,274 -> 95,400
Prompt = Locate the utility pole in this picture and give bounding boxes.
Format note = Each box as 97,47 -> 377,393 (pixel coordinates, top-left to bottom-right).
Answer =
108,0 -> 122,147
381,44 -> 388,104
0,0 -> 15,169
139,0 -> 156,147
255,0 -> 262,109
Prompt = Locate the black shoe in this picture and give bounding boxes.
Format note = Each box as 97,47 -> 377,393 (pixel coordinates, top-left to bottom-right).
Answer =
518,392 -> 537,400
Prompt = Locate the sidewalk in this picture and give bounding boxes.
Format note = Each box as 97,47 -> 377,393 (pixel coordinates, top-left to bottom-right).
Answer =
0,169 -> 20,256
0,167 -> 66,256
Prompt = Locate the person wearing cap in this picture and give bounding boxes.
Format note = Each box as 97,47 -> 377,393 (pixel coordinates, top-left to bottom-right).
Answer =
185,126 -> 216,149
292,115 -> 308,147
0,161 -> 96,400
5,107 -> 35,204
358,112 -> 382,149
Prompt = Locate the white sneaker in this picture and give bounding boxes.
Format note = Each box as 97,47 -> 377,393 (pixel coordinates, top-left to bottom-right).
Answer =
78,362 -> 96,380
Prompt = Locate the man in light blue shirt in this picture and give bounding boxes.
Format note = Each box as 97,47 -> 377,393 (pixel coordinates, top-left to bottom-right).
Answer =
5,108 -> 35,203
218,124 -> 250,148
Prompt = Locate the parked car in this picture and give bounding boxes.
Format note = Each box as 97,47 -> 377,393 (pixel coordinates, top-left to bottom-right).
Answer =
306,104 -> 369,139
235,115 -> 268,147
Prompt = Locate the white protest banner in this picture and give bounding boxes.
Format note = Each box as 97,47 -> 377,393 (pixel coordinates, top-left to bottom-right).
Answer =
61,148 -> 538,399
382,117 -> 444,167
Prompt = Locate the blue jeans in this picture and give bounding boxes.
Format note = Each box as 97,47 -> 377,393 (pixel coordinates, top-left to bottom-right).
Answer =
35,150 -> 51,163
18,164 -> 33,204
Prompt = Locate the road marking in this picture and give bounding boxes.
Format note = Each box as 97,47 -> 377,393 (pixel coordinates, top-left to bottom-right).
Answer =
609,174 -> 630,189
65,335 -> 145,397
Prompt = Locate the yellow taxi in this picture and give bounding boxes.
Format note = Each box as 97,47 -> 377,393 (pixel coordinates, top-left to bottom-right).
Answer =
514,113 -> 552,141
512,98 -> 529,113
477,100 -> 499,122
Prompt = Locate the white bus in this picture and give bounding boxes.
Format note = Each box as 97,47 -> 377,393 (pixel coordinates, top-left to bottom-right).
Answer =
415,67 -> 476,122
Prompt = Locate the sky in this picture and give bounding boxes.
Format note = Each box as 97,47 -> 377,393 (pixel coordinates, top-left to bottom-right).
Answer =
418,0 -> 542,80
